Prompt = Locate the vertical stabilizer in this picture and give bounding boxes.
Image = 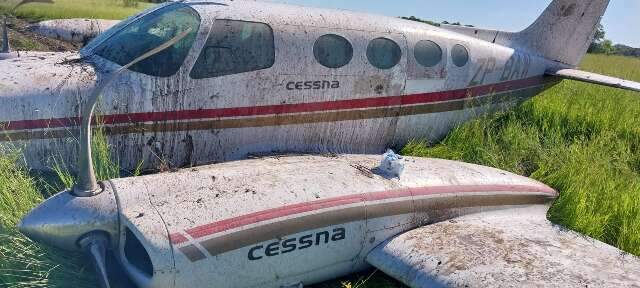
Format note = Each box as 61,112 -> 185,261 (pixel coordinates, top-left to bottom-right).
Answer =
514,0 -> 610,66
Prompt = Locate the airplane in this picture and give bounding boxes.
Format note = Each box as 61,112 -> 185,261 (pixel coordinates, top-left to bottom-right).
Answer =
1,0 -> 639,173
9,0 -> 640,287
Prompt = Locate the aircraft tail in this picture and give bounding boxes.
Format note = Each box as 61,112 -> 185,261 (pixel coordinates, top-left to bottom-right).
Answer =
514,0 -> 610,66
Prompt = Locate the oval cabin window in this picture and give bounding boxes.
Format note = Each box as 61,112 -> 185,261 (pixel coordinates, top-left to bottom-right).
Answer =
414,40 -> 442,67
367,38 -> 402,69
451,44 -> 469,67
313,34 -> 353,69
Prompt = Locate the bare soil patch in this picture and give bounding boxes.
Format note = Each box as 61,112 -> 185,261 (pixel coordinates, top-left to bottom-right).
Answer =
1,16 -> 79,52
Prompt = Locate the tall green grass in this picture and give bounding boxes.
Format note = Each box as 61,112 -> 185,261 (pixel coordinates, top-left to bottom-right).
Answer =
0,0 -> 152,21
0,146 -> 95,287
0,150 -> 40,229
403,54 -> 640,255
0,128 -> 124,287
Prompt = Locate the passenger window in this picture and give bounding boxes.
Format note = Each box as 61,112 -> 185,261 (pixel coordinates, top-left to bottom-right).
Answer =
313,34 -> 353,69
367,38 -> 402,69
451,44 -> 469,67
95,4 -> 200,77
414,40 -> 442,67
190,20 -> 275,79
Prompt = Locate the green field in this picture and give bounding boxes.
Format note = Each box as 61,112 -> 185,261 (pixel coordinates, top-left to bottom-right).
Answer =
0,0 -> 150,21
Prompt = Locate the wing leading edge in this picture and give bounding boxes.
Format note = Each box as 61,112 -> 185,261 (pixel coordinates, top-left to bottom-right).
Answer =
547,69 -> 640,92
366,204 -> 640,288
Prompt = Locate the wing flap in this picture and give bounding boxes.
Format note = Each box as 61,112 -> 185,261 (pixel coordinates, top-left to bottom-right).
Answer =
547,69 -> 640,92
366,205 -> 640,288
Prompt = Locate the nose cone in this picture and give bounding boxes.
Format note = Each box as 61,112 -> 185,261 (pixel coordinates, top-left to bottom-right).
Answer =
18,186 -> 119,251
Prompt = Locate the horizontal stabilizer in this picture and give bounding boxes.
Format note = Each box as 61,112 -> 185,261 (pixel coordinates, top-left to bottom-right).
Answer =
547,69 -> 640,92
366,205 -> 640,288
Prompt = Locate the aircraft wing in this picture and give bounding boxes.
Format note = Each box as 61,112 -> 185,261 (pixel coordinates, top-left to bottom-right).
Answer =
547,69 -> 640,92
366,204 -> 640,288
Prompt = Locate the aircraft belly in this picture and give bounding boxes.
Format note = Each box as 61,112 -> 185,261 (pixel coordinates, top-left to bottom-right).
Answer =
9,85 -> 546,172
393,83 -> 547,146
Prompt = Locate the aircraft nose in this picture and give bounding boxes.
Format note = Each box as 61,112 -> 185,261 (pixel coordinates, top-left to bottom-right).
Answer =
18,186 -> 119,251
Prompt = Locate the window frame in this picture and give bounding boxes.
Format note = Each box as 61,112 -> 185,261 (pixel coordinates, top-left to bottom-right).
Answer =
189,19 -> 276,79
366,37 -> 403,70
312,33 -> 354,69
414,40 -> 443,68
90,3 -> 202,78
451,44 -> 470,67
82,2 -> 176,55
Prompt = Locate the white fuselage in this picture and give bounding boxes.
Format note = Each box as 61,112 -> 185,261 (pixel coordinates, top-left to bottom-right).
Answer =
0,1 -> 558,171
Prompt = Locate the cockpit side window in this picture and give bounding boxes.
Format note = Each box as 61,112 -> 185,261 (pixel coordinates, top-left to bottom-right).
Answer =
190,20 -> 275,79
94,4 -> 201,77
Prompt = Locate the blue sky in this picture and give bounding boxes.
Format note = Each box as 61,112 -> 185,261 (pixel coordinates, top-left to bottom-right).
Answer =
267,0 -> 640,47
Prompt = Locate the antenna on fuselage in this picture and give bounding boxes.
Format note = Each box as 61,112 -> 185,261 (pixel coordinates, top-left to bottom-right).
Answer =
2,0 -> 55,53
72,28 -> 193,197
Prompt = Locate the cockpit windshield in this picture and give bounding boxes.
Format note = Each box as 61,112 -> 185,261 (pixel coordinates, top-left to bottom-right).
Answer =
91,3 -> 201,77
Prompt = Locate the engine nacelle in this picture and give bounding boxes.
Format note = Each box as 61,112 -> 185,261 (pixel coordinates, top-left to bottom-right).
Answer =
22,154 -> 555,288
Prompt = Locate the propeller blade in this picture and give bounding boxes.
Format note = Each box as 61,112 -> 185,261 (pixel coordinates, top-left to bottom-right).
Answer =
79,234 -> 111,288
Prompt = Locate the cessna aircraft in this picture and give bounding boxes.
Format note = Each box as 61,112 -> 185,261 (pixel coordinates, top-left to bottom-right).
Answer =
8,0 -> 640,287
2,0 -> 639,172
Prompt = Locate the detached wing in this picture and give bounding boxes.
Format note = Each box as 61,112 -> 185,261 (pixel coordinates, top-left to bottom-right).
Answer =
547,69 -> 640,92
366,205 -> 640,288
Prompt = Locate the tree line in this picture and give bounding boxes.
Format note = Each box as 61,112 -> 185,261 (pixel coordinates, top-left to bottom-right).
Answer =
588,24 -> 640,57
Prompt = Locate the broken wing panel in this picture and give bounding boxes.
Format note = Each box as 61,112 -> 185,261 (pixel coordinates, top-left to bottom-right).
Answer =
366,205 -> 640,288
547,69 -> 640,92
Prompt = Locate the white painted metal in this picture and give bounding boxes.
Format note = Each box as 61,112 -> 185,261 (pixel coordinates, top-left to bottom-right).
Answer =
74,28 -> 193,196
0,0 -> 558,171
0,51 -> 18,60
18,184 -> 119,251
31,19 -> 120,44
367,204 -> 640,288
549,68 -> 640,92
107,154 -> 555,288
511,0 -> 611,66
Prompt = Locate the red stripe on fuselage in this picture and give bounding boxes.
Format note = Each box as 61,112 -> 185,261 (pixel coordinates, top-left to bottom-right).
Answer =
1,76 -> 549,132
169,184 -> 556,245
